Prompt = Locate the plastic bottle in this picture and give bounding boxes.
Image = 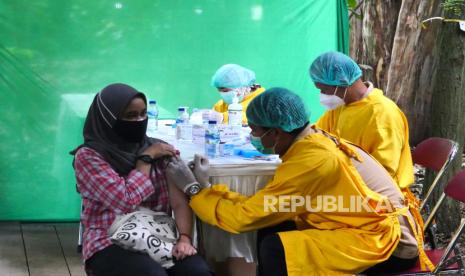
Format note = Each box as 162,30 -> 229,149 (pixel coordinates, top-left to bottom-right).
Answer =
219,142 -> 234,157
176,107 -> 191,140
228,95 -> 242,126
175,107 -> 189,124
205,120 -> 220,158
147,100 -> 159,135
175,107 -> 186,139
202,110 -> 210,126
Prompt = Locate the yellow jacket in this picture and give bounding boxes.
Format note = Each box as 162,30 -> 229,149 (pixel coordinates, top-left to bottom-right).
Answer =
213,87 -> 265,124
316,88 -> 414,189
190,130 -> 401,275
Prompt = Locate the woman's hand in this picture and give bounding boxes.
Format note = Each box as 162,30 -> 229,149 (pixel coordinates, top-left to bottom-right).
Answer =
142,143 -> 178,160
172,238 -> 197,260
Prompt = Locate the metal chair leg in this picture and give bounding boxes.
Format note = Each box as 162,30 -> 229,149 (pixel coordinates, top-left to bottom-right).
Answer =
433,218 -> 465,274
77,221 -> 83,253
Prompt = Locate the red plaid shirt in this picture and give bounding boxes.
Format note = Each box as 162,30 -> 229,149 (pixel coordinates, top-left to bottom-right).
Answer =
74,147 -> 170,261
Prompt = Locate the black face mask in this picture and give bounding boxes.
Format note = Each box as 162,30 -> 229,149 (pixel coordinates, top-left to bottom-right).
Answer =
113,118 -> 148,143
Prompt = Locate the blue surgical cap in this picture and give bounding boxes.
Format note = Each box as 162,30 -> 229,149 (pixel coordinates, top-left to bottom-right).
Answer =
309,51 -> 362,87
246,87 -> 310,132
211,64 -> 256,88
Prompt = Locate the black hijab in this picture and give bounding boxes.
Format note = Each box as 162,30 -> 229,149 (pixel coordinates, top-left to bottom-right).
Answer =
71,83 -> 163,176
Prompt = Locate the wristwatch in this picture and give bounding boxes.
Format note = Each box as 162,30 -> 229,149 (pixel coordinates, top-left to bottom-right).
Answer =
186,183 -> 201,196
137,154 -> 153,164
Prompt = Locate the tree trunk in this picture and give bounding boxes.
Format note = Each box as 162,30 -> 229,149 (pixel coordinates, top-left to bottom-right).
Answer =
350,0 -> 443,145
349,0 -> 402,91
385,0 -> 443,145
428,10 -> 465,235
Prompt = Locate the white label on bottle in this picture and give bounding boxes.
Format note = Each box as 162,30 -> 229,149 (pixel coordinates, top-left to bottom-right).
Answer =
179,124 -> 193,140
192,125 -> 206,144
228,111 -> 242,126
219,125 -> 241,142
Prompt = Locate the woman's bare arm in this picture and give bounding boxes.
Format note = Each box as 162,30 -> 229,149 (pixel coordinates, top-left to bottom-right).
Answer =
168,179 -> 194,243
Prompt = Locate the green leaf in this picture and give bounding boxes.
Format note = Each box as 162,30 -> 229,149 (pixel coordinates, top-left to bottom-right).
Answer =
441,0 -> 465,16
347,0 -> 358,9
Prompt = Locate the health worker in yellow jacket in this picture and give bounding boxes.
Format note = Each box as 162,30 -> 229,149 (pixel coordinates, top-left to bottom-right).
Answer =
211,64 -> 265,124
309,51 -> 414,190
166,88 -> 414,275
309,53 -> 429,269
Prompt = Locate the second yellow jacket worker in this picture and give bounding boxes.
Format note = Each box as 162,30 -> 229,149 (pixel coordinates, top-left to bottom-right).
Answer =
316,85 -> 414,189
213,87 -> 265,124
190,129 -> 401,275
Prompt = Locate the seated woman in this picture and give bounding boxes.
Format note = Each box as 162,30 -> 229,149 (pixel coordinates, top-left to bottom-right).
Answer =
165,87 -> 422,275
211,64 -> 265,124
71,83 -> 211,276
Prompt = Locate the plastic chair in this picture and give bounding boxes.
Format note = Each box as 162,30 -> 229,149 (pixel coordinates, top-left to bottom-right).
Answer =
411,137 -> 458,251
397,168 -> 465,274
412,137 -> 458,214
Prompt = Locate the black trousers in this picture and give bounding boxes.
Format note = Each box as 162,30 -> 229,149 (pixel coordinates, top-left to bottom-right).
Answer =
362,254 -> 419,275
257,221 -> 297,276
257,221 -> 418,276
86,244 -> 213,276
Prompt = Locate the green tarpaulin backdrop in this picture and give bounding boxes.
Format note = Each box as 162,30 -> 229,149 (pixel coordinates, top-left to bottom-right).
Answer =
0,0 -> 348,221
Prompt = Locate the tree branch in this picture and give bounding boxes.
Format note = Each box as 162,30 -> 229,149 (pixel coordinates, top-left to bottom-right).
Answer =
349,0 -> 365,20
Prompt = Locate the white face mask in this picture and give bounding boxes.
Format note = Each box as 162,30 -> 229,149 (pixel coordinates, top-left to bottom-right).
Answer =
319,87 -> 347,110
